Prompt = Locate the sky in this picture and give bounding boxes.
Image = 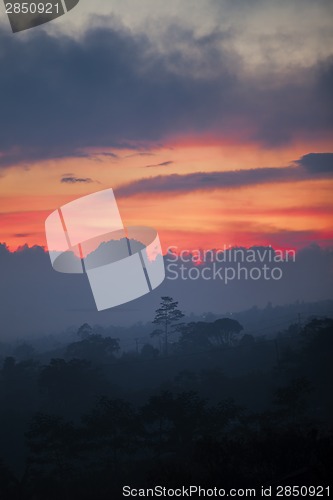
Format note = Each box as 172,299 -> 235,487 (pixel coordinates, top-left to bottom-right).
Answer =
0,0 -> 333,253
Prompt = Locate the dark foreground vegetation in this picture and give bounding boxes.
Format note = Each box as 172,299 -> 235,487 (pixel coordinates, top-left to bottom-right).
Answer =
0,312 -> 332,499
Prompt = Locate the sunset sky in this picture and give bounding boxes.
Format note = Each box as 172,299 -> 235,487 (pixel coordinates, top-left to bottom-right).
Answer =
0,0 -> 332,253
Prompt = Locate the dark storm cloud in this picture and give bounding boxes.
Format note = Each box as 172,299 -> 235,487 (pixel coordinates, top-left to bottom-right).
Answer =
296,153 -> 333,173
0,21 -> 332,167
116,154 -> 333,197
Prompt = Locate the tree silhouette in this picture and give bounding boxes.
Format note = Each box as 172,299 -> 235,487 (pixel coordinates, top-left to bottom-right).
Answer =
1,357 -> 39,411
0,460 -> 19,498
13,343 -> 35,361
140,344 -> 159,359
273,377 -> 312,424
66,334 -> 120,364
239,333 -> 255,348
39,359 -> 108,417
178,322 -> 211,352
178,319 -> 244,352
25,413 -> 78,499
151,297 -> 184,355
142,391 -> 206,451
209,318 -> 243,346
0,316 -> 332,496
82,397 -> 140,472
77,323 -> 93,340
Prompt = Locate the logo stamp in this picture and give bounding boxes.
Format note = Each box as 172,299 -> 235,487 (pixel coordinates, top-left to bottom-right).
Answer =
45,189 -> 165,311
3,0 -> 80,33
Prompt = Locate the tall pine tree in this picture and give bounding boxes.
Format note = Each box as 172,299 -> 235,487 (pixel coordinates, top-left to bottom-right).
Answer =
151,297 -> 184,355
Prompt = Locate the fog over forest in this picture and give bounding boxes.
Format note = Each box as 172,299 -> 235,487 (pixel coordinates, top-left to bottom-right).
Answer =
1,243 -> 332,339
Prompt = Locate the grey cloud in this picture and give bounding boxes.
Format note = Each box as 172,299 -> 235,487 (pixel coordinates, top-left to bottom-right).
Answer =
296,153 -> 333,173
0,149 -> 97,168
127,152 -> 156,158
0,22 -> 332,168
145,161 -> 174,168
116,153 -> 333,197
95,152 -> 119,159
61,176 -> 94,184
116,167 -> 295,197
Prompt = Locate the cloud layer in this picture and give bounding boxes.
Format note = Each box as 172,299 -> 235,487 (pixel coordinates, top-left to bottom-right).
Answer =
116,153 -> 333,197
0,19 -> 332,167
61,175 -> 94,184
296,153 -> 333,173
